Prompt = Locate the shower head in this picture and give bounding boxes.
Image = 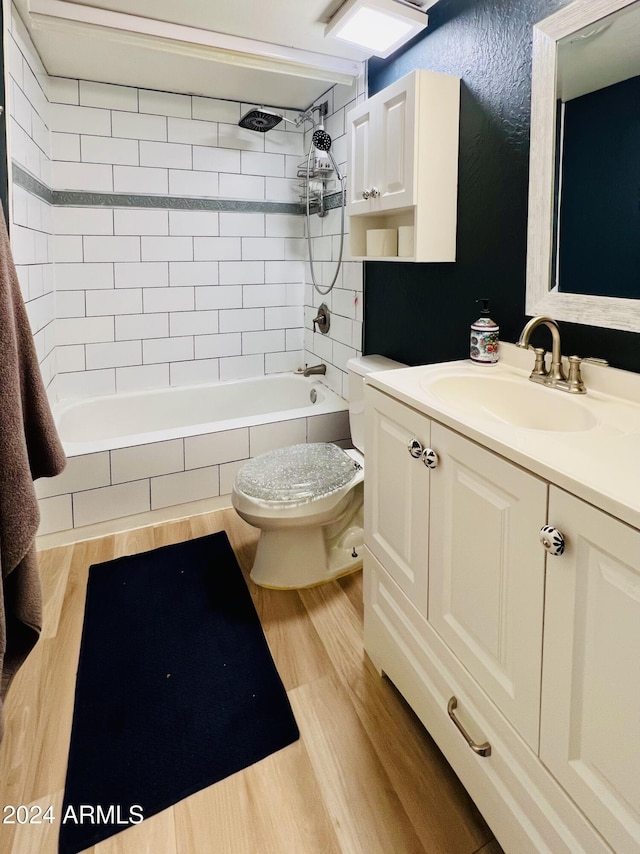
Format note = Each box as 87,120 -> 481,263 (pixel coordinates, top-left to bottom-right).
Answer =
239,108 -> 284,133
312,128 -> 332,152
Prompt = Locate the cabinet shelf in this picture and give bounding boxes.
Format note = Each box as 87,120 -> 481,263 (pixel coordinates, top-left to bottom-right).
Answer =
349,207 -> 416,261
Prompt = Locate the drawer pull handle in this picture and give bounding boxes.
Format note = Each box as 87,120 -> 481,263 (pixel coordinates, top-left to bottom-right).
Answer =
447,697 -> 492,758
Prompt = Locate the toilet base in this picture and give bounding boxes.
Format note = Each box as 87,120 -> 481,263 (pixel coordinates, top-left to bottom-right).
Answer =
248,490 -> 364,590
250,527 -> 362,589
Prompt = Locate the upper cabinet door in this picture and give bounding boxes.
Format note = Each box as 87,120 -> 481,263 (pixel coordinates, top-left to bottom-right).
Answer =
541,486 -> 640,854
377,72 -> 416,212
428,423 -> 548,752
346,100 -> 376,216
346,73 -> 416,216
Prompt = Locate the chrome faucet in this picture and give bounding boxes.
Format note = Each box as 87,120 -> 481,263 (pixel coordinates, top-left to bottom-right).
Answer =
300,363 -> 327,377
516,315 -> 586,394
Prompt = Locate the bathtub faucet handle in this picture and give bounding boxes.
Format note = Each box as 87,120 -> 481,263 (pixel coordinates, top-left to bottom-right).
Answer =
312,303 -> 330,334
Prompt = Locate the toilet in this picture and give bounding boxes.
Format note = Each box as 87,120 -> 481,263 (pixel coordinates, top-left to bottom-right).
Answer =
231,355 -> 404,589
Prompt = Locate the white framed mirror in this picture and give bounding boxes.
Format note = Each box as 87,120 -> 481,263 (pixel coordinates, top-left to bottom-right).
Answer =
526,0 -> 640,331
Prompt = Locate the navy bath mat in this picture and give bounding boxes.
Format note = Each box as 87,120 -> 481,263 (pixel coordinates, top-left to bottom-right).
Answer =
59,531 -> 299,854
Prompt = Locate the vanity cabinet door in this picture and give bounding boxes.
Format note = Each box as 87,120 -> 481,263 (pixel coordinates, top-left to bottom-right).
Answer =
428,424 -> 548,752
541,486 -> 640,854
364,386 -> 431,615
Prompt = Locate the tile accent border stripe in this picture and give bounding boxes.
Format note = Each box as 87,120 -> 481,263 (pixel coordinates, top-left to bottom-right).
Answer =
14,164 -> 54,204
12,163 -> 342,215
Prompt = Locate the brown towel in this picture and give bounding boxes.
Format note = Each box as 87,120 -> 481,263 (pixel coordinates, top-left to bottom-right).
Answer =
0,205 -> 66,742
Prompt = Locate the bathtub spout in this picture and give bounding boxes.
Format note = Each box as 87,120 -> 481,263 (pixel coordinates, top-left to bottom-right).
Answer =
298,363 -> 326,377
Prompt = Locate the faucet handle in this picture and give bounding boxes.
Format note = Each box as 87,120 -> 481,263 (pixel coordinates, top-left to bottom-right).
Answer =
566,355 -> 586,394
312,302 -> 330,334
530,347 -> 547,378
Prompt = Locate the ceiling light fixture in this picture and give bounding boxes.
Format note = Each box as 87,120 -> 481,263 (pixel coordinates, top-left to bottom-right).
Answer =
325,0 -> 434,59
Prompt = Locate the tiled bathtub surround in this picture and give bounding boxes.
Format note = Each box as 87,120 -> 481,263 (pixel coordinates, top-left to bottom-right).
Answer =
7,0 -> 366,404
36,408 -> 350,534
303,82 -> 366,398
6,2 -> 366,537
48,78 -> 307,400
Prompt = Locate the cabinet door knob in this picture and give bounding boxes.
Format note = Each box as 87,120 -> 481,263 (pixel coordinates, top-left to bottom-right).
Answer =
362,188 -> 371,200
540,525 -> 565,556
370,186 -> 380,198
408,438 -> 423,458
422,448 -> 439,469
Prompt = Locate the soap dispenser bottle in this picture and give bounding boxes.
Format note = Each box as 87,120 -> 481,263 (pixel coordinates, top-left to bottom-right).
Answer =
470,299 -> 499,365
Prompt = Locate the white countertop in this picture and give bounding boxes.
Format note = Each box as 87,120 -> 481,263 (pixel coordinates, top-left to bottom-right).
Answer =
365,343 -> 640,531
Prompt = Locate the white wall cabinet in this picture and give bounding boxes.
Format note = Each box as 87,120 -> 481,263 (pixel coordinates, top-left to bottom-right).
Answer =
347,70 -> 460,262
364,383 -> 640,854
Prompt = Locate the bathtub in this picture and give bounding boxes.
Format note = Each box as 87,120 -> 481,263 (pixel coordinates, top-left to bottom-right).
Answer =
37,374 -> 350,537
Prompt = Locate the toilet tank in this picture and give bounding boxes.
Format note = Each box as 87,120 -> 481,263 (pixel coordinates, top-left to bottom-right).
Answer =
347,355 -> 406,453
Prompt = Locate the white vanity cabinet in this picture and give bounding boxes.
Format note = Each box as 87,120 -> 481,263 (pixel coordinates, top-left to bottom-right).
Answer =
346,69 -> 460,262
541,487 -> 640,854
364,386 -> 547,750
363,381 -> 638,854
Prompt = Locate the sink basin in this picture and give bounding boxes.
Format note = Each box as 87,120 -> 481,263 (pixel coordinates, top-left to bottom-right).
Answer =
424,374 -> 598,432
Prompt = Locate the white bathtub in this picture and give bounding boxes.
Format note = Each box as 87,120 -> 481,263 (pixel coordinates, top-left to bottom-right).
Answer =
56,373 -> 346,455
38,374 -> 350,536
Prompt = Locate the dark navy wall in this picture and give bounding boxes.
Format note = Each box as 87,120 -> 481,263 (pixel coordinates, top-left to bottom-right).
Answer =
363,0 -> 640,372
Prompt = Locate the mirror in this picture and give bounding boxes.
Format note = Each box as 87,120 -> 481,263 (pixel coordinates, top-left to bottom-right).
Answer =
526,0 -> 640,332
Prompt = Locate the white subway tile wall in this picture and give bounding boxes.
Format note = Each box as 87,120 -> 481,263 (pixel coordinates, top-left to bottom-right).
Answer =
303,82 -> 366,398
45,68 -> 309,396
7,9 -> 55,389
7,1 -> 366,536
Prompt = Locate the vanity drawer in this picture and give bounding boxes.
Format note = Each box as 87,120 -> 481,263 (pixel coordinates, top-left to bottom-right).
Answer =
363,548 -> 612,854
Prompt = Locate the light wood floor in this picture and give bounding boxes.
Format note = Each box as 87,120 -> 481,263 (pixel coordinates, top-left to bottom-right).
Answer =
0,508 -> 504,854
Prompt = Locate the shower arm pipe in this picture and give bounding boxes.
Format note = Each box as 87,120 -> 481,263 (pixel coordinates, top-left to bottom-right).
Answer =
254,107 -> 300,128
277,104 -> 325,124
249,102 -> 326,131
297,103 -> 327,128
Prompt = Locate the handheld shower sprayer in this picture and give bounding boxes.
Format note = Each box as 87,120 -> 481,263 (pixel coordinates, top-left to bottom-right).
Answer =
310,126 -> 343,183
311,128 -> 332,152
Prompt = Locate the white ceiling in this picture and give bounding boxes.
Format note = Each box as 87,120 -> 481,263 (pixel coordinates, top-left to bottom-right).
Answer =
15,0 -> 370,110
558,1 -> 640,101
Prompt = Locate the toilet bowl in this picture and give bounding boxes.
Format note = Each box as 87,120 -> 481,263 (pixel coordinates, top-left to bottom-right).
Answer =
231,355 -> 404,589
